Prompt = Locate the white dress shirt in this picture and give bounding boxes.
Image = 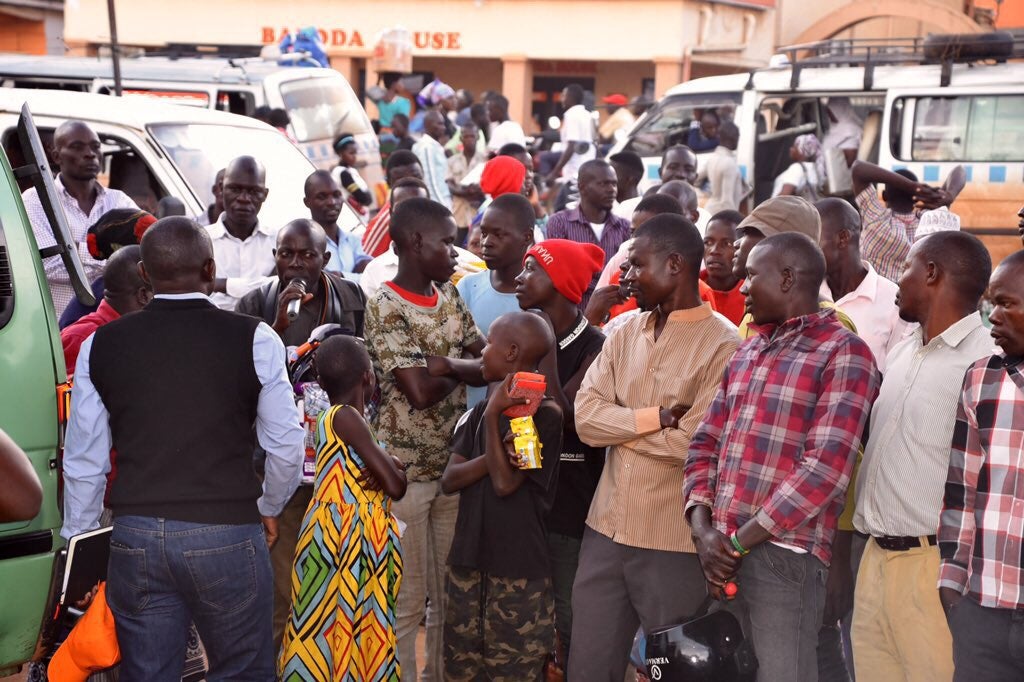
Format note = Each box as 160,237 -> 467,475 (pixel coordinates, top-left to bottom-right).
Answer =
205,215 -> 278,310
487,120 -> 527,153
61,292 -> 304,539
832,263 -> 913,373
854,313 -> 995,538
23,175 -> 137,315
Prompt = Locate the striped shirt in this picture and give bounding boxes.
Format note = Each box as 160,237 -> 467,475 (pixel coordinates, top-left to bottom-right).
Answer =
939,354 -> 1024,609
361,201 -> 391,258
854,313 -> 995,538
685,309 -> 879,565
412,135 -> 453,210
575,303 -> 739,552
23,176 -> 137,315
855,186 -> 919,283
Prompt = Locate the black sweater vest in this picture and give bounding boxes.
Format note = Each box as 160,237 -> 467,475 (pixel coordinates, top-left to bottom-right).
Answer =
90,297 -> 264,524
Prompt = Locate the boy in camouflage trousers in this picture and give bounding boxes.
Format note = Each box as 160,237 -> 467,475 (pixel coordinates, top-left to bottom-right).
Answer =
365,198 -> 484,680
440,312 -> 563,680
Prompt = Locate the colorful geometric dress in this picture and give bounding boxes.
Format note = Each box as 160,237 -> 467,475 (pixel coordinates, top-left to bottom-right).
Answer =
279,405 -> 403,681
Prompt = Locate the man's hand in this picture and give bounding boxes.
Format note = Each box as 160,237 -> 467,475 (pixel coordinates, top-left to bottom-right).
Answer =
939,586 -> 964,621
261,515 -> 279,550
822,557 -> 854,625
273,279 -> 314,333
426,355 -> 452,377
693,527 -> 742,586
584,285 -> 627,326
914,185 -> 953,211
659,404 -> 690,429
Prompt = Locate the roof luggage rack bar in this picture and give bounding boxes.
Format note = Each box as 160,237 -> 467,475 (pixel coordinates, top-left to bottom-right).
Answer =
768,31 -> 1021,90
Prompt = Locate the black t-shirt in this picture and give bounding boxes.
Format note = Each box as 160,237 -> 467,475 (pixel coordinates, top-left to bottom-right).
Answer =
447,398 -> 563,579
235,273 -> 365,347
547,317 -> 607,537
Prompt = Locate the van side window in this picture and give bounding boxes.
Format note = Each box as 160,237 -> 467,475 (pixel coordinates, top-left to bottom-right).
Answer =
0,214 -> 13,330
909,95 -> 1024,161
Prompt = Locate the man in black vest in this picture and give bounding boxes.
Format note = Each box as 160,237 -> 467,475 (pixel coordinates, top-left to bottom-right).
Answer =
61,216 -> 305,681
235,217 -> 365,647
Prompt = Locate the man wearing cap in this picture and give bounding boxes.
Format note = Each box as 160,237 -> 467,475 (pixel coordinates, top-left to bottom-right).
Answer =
685,232 -> 880,682
514,238 -> 607,669
571,214 -> 739,680
598,94 -> 636,146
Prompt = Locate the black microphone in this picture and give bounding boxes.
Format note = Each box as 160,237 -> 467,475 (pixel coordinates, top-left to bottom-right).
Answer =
286,278 -> 307,320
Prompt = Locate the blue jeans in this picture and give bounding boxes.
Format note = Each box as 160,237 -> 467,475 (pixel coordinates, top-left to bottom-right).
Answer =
106,516 -> 274,682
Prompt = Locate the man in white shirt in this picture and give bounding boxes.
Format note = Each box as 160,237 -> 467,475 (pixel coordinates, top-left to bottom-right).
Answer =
486,94 -> 526,153
702,121 -> 745,215
206,156 -> 277,310
545,83 -> 596,185
23,120 -> 137,315
817,198 -> 911,372
412,110 -> 453,210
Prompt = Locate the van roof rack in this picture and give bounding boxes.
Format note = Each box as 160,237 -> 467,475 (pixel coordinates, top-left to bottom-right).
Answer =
764,30 -> 1023,90
139,44 -> 265,61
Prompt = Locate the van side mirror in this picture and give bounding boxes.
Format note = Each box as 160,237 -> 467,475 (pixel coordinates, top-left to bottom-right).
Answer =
13,103 -> 95,308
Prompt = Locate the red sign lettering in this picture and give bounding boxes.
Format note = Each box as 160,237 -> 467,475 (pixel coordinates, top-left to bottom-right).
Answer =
261,27 -> 457,50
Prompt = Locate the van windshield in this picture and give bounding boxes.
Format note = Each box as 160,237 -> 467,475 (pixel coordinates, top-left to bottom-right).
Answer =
279,75 -> 373,143
149,123 -> 315,230
624,92 -> 742,157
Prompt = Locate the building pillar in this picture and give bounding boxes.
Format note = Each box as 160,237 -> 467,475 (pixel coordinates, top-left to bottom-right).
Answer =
329,55 -> 357,85
653,57 -> 685,99
362,57 -> 380,120
501,55 -> 533,129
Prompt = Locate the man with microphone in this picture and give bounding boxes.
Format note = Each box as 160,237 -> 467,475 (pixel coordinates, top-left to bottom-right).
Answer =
235,218 -> 365,647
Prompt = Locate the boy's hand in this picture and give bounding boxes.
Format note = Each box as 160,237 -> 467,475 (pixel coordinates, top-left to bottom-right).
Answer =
503,430 -> 527,469
485,374 -> 529,417
426,355 -> 451,377
358,467 -> 383,491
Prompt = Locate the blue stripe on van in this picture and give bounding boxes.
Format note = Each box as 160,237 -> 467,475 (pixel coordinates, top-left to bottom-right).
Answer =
964,166 -> 973,182
891,165 -> 907,172
989,166 -> 1007,183
647,164 -> 660,181
923,165 -> 940,182
740,165 -> 748,181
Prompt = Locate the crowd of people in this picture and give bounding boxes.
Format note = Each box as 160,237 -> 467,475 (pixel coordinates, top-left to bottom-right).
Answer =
1,76 -> 1022,682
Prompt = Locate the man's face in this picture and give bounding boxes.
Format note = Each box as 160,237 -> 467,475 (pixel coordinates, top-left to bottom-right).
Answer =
610,162 -> 636,198
461,127 -> 478,155
661,149 -> 697,185
579,165 -> 618,211
305,176 -> 343,227
479,207 -> 530,270
54,124 -> 102,182
988,264 -> 1024,357
515,255 -> 554,309
817,224 -> 843,278
392,117 -> 408,138
418,217 -> 459,283
896,243 -> 931,324
388,162 -> 423,187
704,220 -> 737,281
701,113 -> 719,140
623,235 -> 672,310
631,209 -> 655,232
732,227 -> 764,280
739,245 -> 785,326
274,229 -> 325,287
1017,204 -> 1024,247
486,100 -> 502,122
222,166 -> 268,226
513,152 -> 535,196
424,113 -> 446,140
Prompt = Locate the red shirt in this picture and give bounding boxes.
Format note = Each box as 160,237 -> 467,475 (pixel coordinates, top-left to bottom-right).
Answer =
700,270 -> 746,326
607,270 -> 718,321
61,299 -> 120,377
362,201 -> 392,257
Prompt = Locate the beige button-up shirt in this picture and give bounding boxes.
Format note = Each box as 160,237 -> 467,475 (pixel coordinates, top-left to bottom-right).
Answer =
575,304 -> 739,552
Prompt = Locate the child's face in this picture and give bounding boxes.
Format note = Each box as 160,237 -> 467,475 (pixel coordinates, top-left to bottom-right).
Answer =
480,325 -> 514,383
418,218 -> 460,283
339,144 -> 358,167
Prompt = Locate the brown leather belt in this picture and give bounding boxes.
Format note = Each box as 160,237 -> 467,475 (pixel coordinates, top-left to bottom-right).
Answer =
873,535 -> 937,551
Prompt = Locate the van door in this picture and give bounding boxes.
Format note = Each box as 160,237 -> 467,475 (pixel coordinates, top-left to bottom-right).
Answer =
0,105 -> 94,674
881,87 -> 1024,261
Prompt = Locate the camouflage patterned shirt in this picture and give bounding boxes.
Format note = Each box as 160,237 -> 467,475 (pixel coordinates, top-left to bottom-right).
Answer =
365,281 -> 481,482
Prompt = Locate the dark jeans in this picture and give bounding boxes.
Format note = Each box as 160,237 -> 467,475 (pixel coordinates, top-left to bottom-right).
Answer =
949,596 -> 1024,682
736,543 -> 827,682
547,531 -> 583,655
817,532 -> 868,682
106,516 -> 274,682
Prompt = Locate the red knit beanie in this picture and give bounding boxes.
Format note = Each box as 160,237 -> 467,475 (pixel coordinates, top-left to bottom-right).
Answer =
525,239 -> 605,304
481,156 -> 527,197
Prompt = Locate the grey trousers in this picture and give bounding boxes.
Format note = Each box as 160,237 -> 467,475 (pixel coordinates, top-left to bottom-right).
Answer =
949,596 -> 1024,682
736,542 -> 828,682
567,527 -> 707,682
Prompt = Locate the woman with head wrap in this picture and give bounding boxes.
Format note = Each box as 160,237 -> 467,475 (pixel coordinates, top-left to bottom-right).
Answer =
823,96 -> 864,168
59,209 -> 156,329
772,133 -> 825,200
409,79 -> 458,137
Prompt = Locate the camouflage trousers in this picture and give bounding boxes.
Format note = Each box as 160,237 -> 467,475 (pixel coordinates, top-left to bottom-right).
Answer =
443,566 -> 555,681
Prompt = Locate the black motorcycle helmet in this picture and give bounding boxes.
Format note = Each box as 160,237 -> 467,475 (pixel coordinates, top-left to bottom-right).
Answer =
644,608 -> 757,681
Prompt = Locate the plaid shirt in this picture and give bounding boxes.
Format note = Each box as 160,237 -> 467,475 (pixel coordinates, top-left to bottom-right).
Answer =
855,187 -> 919,283
939,354 -> 1024,609
684,309 -> 880,565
